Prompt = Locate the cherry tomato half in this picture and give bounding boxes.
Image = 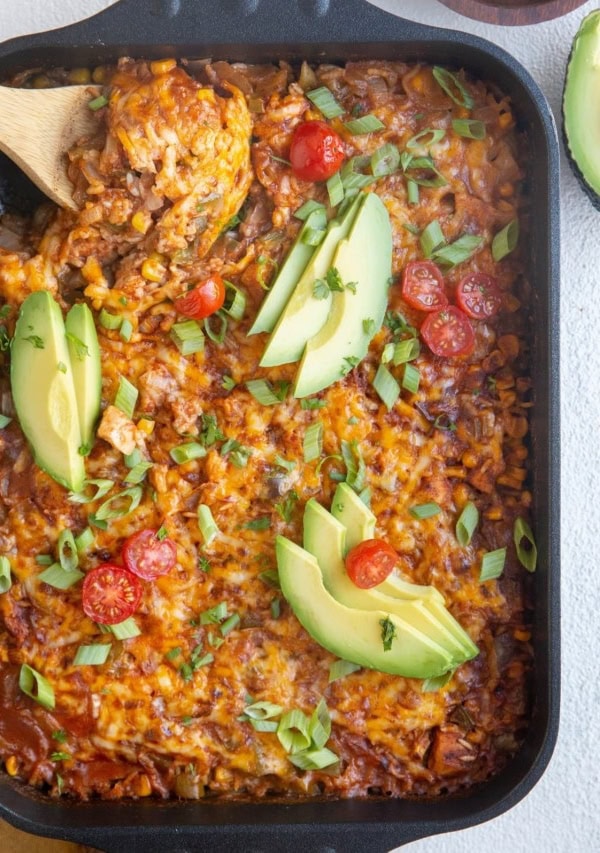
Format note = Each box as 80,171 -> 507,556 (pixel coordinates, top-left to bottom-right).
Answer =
420,305 -> 475,358
345,539 -> 398,589
289,121 -> 345,182
122,528 -> 177,581
456,272 -> 502,320
175,274 -> 226,320
82,564 -> 143,625
401,260 -> 448,312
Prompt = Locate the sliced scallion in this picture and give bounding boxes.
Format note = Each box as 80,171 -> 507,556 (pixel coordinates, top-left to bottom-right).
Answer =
340,440 -> 365,493
422,670 -> 454,692
100,617 -> 141,640
242,700 -> 283,720
393,337 -> 420,365
204,312 -> 228,344
456,502 -> 479,547
480,547 -> 507,582
341,155 -> 374,191
370,143 -> 400,177
75,527 -> 94,554
68,478 -> 114,504
306,86 -> 344,119
119,318 -> 133,342
88,94 -> 108,111
274,454 -> 296,472
170,319 -> 205,355
403,155 -> 447,188
420,219 -> 445,258
19,664 -> 54,710
328,659 -> 361,682
38,562 -> 84,589
432,234 -> 483,268
344,114 -> 385,134
0,556 -> 12,594
406,128 -> 445,149
0,414 -> 11,428
270,598 -> 281,619
222,281 -> 247,321
407,179 -> 420,205
432,66 -> 474,109
303,421 -> 323,463
492,219 -> 519,262
99,309 -> 122,331
198,504 -> 219,545
308,698 -> 331,749
294,199 -> 326,221
452,118 -> 485,140
114,376 -> 138,419
246,379 -> 285,406
36,554 -> 53,566
124,460 -> 153,484
327,172 -> 344,207
409,502 -> 441,520
301,225 -> 327,247
402,363 -> 420,394
514,517 -> 537,572
288,747 -> 339,770
73,644 -> 111,666
95,486 -> 143,521
220,612 -> 240,637
58,530 -> 78,572
170,443 -> 207,465
372,364 -> 400,410
277,709 -> 311,754
200,601 -> 228,624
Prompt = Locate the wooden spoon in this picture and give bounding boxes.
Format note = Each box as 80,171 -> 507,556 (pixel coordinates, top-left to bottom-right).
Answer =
0,85 -> 101,210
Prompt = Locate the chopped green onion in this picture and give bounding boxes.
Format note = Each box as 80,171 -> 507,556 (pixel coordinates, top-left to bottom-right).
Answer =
480,547 -> 507,582
222,375 -> 236,391
170,442 -> 207,464
452,118 -> 486,140
306,86 -> 344,119
270,598 -> 281,619
274,453 -> 296,472
220,613 -> 240,636
38,562 -> 84,589
392,338 -> 420,364
119,318 -> 133,342
95,486 -> 142,521
124,460 -> 153,484
0,557 -> 12,594
88,94 -> 108,111
200,601 -> 228,625
250,719 -> 279,732
73,644 -> 111,666
344,114 -> 385,134
104,617 -> 141,640
409,502 -> 441,519
301,225 -> 327,247
124,448 -> 142,468
204,311 -> 228,344
303,421 -> 323,463
246,379 -> 286,406
456,502 -> 479,547
242,700 -> 283,720
294,199 -> 326,221
165,646 -> 182,661
420,219 -> 445,258
432,234 -> 483,268
372,364 -> 400,410
407,179 -> 420,205
50,752 -> 71,762
370,143 -> 400,177
0,414 -> 11,428
99,309 -> 122,331
222,281 -> 246,321
69,478 -> 114,504
36,554 -> 53,566
329,659 -> 361,682
114,376 -> 138,419
198,504 -> 219,545
58,530 -> 78,572
422,670 -> 454,692
403,222 -> 420,236
340,440 -> 366,493
406,128 -> 445,149
171,319 -> 205,355
259,569 -> 280,588
244,517 -> 271,531
402,363 -> 420,394
156,525 -> 168,541
308,698 -> 331,749
402,155 -> 447,188
19,664 -> 54,710
341,155 -> 374,191
288,747 -> 339,771
432,66 -> 474,109
277,709 -> 311,754
492,219 -> 519,262
327,172 -> 344,207
514,517 -> 537,572
300,397 -> 327,410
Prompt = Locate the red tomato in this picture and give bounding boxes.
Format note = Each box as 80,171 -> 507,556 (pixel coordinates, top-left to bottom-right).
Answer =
401,260 -> 448,312
345,539 -> 398,589
420,306 -> 475,358
289,121 -> 345,182
175,274 -> 225,320
122,529 -> 177,580
82,564 -> 142,625
456,272 -> 502,320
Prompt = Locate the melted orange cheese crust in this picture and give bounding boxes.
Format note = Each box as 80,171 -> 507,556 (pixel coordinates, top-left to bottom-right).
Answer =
0,59 -> 532,801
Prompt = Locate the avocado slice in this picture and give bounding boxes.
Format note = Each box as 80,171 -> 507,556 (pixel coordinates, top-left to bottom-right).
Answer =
277,536 -> 455,679
249,207 -> 327,336
65,303 -> 102,456
303,499 -> 474,662
260,194 -> 362,367
11,292 -> 85,491
293,191 -> 392,398
564,11 -> 600,206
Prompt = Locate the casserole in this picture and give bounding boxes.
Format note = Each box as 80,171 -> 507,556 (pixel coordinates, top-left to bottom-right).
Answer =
0,0 -> 560,849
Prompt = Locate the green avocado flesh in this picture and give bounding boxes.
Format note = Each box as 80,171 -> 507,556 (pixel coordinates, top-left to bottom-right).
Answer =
65,303 -> 102,455
260,194 -> 361,367
277,536 -> 456,679
564,11 -> 600,202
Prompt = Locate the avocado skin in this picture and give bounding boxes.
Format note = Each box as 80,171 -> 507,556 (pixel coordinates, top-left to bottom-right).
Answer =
563,10 -> 600,210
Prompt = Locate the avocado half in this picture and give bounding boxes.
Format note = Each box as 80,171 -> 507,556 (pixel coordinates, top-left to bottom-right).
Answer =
563,11 -> 600,208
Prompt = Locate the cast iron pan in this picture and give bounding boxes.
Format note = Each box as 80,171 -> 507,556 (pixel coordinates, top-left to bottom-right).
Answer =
0,1 -> 560,850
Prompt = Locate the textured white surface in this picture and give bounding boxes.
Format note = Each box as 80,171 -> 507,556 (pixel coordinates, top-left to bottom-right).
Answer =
0,1 -> 599,851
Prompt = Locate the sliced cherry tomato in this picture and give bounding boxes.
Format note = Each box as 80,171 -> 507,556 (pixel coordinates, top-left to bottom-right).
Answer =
401,260 -> 448,312
420,305 -> 475,358
82,564 -> 142,625
175,274 -> 225,320
456,272 -> 502,320
345,538 -> 398,589
122,528 -> 177,581
289,121 -> 345,182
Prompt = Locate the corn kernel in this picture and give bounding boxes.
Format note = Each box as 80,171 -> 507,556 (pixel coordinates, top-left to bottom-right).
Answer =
498,111 -> 513,129
5,755 -> 18,776
131,211 -> 150,234
151,59 -> 177,76
484,506 -> 503,521
135,773 -> 153,796
92,66 -> 108,84
196,88 -> 216,103
31,74 -> 51,89
514,628 -> 531,642
137,418 -> 155,436
141,256 -> 166,283
68,67 -> 92,84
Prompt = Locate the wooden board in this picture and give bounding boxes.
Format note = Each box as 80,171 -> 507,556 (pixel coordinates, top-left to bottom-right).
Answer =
438,0 -> 588,25
0,819 -> 97,853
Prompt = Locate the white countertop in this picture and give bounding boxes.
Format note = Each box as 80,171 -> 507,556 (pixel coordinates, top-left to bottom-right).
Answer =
0,1 -> 598,851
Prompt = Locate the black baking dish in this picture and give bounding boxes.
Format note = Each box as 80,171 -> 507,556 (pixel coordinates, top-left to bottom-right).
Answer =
0,0 -> 560,850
